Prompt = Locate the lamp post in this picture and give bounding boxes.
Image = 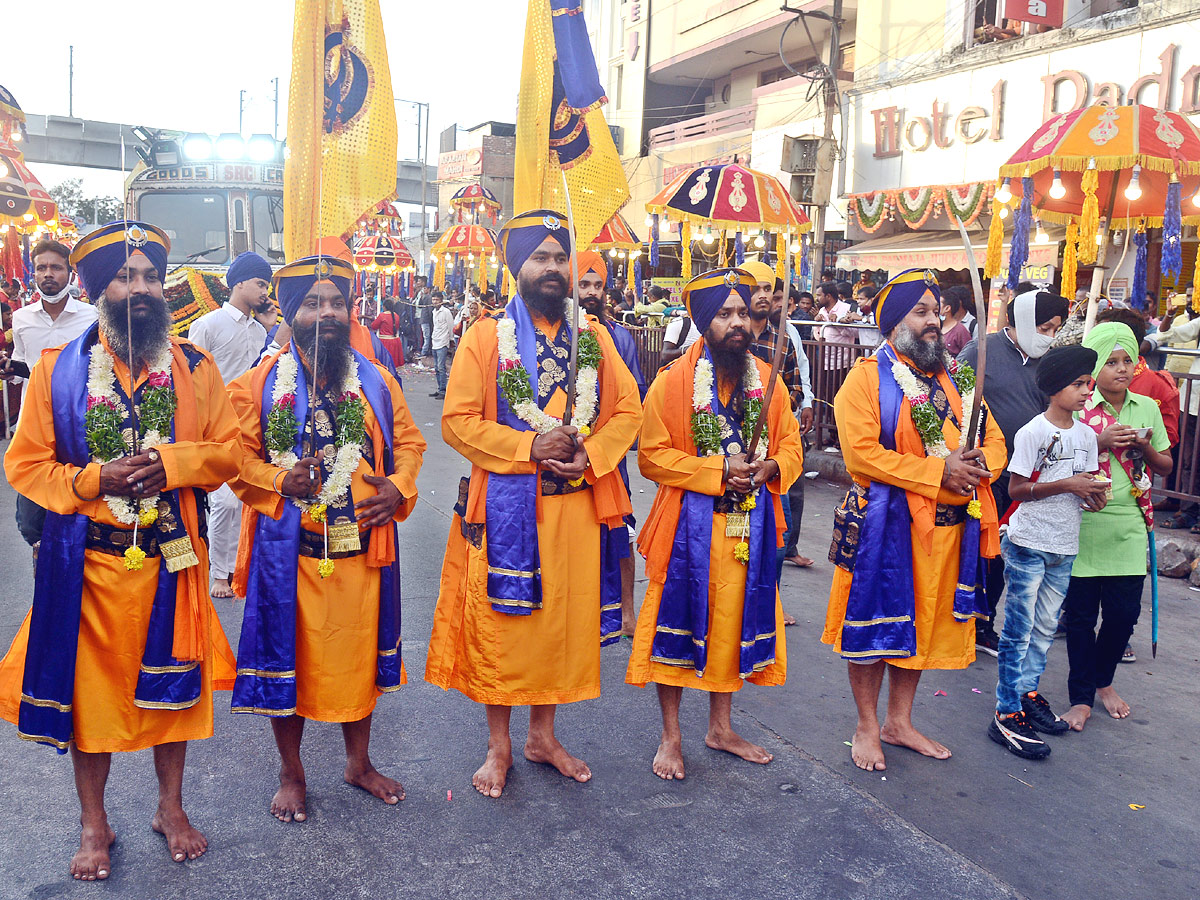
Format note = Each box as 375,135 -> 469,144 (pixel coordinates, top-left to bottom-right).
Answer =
395,97 -> 431,272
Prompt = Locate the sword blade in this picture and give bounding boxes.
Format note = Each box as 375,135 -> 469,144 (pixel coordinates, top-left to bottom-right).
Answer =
952,214 -> 987,452
560,169 -> 581,427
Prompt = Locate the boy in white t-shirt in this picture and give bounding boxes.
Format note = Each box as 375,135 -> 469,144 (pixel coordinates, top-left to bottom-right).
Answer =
989,345 -> 1110,760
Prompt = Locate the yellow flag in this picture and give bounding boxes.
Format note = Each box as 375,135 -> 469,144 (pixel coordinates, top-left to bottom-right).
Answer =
514,0 -> 630,247
284,0 -> 397,261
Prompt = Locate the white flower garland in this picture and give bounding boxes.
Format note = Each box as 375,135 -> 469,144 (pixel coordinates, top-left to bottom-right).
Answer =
87,343 -> 173,525
497,311 -> 600,434
889,356 -> 976,459
268,351 -> 365,516
691,355 -> 767,460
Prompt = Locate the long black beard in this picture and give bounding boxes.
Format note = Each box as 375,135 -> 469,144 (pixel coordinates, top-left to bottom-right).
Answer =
293,319 -> 352,387
707,328 -> 752,383
519,272 -> 569,322
98,295 -> 171,368
892,322 -> 946,372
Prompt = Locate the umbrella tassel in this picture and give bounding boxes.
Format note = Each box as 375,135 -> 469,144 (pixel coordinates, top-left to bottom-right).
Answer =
1132,226 -> 1149,310
775,232 -> 787,284
799,234 -> 810,288
649,214 -> 660,267
1061,222 -> 1079,302
985,196 -> 1005,279
633,259 -> 642,301
1006,177 -> 1034,292
681,220 -> 692,282
1077,167 -> 1100,266
735,231 -> 745,266
1162,180 -> 1183,279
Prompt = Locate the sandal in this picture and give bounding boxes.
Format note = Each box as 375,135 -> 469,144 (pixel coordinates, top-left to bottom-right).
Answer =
1161,513 -> 1196,529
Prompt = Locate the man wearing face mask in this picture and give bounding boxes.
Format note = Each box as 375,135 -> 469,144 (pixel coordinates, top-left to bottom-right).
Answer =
958,289 -> 1069,655
1,240 -> 98,552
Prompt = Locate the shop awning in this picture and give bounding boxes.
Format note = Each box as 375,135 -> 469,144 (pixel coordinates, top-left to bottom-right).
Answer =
837,227 -> 1064,275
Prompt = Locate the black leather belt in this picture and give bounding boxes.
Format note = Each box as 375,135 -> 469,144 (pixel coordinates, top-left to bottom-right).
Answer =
299,527 -> 371,559
86,521 -> 160,558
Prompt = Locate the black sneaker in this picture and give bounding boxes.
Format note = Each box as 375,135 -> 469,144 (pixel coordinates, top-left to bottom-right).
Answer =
1021,691 -> 1070,735
989,711 -> 1051,760
975,630 -> 999,658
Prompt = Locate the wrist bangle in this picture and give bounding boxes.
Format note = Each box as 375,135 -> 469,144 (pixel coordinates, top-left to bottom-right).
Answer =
273,469 -> 287,497
722,457 -> 729,480
72,466 -> 100,502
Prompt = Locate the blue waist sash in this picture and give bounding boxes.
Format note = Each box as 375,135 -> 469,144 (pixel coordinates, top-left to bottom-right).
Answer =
19,323 -> 202,752
650,348 -> 778,678
232,345 -> 402,717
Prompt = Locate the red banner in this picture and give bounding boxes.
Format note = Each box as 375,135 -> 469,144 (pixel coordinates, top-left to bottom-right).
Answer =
1005,0 -> 1064,29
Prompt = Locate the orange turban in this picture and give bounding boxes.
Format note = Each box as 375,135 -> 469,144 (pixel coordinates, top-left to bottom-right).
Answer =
577,250 -> 608,281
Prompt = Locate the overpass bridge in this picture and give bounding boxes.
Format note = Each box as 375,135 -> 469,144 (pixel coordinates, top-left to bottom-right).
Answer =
20,113 -> 437,207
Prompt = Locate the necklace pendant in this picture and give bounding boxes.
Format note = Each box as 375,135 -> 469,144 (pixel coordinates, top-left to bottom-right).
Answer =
725,511 -> 750,538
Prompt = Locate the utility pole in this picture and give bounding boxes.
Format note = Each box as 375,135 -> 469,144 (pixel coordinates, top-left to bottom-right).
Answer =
239,89 -> 246,134
68,46 -> 74,117
272,77 -> 280,139
812,0 -> 842,281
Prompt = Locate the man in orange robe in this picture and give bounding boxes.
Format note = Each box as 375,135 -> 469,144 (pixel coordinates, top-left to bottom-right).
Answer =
627,269 -> 804,780
228,254 -> 426,823
426,210 -> 642,798
822,269 -> 1006,772
0,221 -> 241,880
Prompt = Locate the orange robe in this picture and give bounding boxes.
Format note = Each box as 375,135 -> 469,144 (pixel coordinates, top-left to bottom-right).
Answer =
228,355 -> 426,722
425,312 -> 643,705
0,336 -> 241,753
821,352 -> 1007,670
627,343 -> 804,691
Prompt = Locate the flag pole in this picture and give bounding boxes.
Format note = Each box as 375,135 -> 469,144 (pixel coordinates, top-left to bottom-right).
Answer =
561,170 -> 581,427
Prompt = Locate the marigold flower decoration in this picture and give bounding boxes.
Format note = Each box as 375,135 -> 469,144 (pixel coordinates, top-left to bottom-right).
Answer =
124,545 -> 147,571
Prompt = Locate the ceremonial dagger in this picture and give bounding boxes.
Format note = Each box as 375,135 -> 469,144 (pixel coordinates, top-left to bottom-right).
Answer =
745,245 -> 792,461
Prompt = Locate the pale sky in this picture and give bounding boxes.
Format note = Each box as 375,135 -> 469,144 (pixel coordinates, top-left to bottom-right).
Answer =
6,0 -> 526,197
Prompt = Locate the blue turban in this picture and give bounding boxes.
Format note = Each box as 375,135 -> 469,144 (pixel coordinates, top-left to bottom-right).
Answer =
272,255 -> 355,323
498,209 -> 571,278
226,251 -> 272,289
875,267 -> 942,336
682,267 -> 757,335
69,220 -> 170,300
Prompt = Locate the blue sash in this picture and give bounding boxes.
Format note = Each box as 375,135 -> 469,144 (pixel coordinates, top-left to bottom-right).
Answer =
484,296 -> 622,646
18,324 -> 202,752
232,345 -> 401,717
650,347 -> 778,678
839,344 -> 988,660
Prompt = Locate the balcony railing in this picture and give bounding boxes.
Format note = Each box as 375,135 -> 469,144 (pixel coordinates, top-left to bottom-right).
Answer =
647,104 -> 756,151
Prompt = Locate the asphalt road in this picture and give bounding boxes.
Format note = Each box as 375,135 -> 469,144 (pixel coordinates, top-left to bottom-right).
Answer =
0,361 -> 1196,900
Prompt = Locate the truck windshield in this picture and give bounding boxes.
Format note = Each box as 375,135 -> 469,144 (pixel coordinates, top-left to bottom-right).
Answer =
139,192 -> 229,264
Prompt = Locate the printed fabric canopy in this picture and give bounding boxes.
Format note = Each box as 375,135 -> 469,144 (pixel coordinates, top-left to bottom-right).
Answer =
647,162 -> 811,234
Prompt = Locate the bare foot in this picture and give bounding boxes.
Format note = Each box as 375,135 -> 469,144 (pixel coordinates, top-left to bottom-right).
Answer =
270,774 -> 307,823
472,744 -> 513,798
652,738 -> 685,780
210,577 -> 236,599
785,555 -> 814,568
344,761 -> 404,805
1062,704 -> 1092,732
851,724 -> 886,771
70,819 -> 115,881
782,612 -> 797,626
880,722 -> 951,760
151,806 -> 207,862
705,726 -> 773,764
524,734 -> 592,782
1097,686 -> 1131,719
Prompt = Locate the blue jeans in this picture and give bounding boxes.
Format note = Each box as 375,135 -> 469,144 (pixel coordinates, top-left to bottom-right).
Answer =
421,322 -> 433,356
995,535 -> 1075,715
434,346 -> 449,392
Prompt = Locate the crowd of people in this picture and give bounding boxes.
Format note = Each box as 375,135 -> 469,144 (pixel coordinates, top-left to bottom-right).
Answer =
0,216 -> 1190,883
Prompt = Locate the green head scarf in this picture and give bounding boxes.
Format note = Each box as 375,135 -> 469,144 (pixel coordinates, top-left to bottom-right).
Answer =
1082,321 -> 1139,379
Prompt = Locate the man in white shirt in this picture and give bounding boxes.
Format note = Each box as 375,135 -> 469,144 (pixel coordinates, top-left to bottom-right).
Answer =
0,240 -> 98,550
430,291 -> 454,399
185,251 -> 272,598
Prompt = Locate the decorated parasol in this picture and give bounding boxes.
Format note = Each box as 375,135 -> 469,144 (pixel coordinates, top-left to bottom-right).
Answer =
590,211 -> 640,251
645,162 -> 812,282
449,183 -> 502,224
354,233 -> 414,271
0,84 -> 27,151
430,223 -> 500,291
988,104 -> 1200,326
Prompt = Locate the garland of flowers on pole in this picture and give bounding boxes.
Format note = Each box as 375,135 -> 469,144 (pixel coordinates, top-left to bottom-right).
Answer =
265,351 -> 367,578
691,354 -> 767,564
85,344 -> 176,570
